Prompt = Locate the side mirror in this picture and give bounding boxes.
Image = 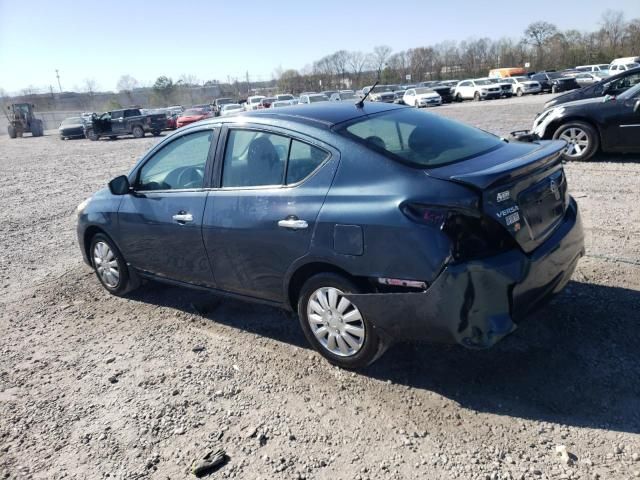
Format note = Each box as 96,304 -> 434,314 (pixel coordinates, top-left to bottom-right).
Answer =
635,99 -> 640,113
108,175 -> 130,195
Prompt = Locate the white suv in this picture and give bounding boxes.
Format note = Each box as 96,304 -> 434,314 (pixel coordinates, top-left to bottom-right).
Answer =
453,79 -> 501,101
403,87 -> 442,108
245,96 -> 266,111
501,77 -> 542,96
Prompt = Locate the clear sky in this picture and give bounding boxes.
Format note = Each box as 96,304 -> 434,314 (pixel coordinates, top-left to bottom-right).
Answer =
1,0 -> 639,94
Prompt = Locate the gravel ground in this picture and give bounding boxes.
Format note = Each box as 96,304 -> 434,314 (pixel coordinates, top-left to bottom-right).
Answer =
1,94 -> 639,480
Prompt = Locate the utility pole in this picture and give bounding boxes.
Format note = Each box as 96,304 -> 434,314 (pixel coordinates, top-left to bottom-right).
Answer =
55,69 -> 62,92
246,71 -> 250,95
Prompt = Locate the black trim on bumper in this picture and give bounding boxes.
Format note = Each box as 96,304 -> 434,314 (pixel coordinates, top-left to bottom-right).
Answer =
345,198 -> 584,349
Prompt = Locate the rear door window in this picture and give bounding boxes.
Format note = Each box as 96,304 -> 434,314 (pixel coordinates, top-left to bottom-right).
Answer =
221,129 -> 329,187
286,140 -> 329,184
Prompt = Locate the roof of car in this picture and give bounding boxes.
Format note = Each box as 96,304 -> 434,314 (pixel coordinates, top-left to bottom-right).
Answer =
239,101 -> 406,128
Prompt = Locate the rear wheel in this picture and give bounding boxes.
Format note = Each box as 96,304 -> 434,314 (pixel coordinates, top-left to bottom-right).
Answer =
474,91 -> 481,101
152,129 -> 161,136
132,125 -> 144,138
109,136 -> 117,140
8,125 -> 17,139
89,233 -> 136,296
297,273 -> 385,369
553,121 -> 599,161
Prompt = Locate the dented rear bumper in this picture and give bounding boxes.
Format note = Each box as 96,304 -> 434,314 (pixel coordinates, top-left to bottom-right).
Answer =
345,198 -> 584,349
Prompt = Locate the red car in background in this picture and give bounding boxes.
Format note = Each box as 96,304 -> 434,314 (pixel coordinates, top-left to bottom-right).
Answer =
176,108 -> 212,128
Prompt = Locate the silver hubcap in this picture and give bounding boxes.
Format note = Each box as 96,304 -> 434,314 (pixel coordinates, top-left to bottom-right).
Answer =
559,128 -> 589,158
307,287 -> 365,357
93,241 -> 119,288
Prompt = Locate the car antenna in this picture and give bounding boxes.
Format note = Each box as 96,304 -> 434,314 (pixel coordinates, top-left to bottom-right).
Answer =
356,80 -> 379,108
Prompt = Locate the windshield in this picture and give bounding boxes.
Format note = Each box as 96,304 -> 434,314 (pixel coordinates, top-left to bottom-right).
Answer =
182,109 -> 205,116
277,94 -> 294,100
217,98 -> 233,105
414,88 -> 434,94
249,97 -> 264,104
547,72 -> 562,79
371,85 -> 394,93
474,80 -> 492,85
62,117 -> 82,125
617,83 -> 640,100
340,92 -> 356,99
626,63 -> 639,69
308,95 -> 329,103
513,77 -> 527,81
338,108 -> 504,168
598,65 -> 609,70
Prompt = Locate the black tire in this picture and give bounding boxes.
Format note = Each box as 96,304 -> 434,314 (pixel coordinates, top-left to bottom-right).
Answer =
60,136 -> 66,140
552,121 -> 599,161
152,130 -> 161,136
89,233 -> 137,296
8,125 -> 17,139
455,93 -> 462,102
32,120 -> 43,137
132,125 -> 145,138
551,85 -> 558,94
109,136 -> 117,140
297,273 -> 385,369
516,88 -> 523,97
414,100 -> 420,109
86,128 -> 98,141
474,91 -> 481,101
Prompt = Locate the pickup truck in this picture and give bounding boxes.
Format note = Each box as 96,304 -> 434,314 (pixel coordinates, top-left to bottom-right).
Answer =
212,98 -> 235,117
85,108 -> 166,141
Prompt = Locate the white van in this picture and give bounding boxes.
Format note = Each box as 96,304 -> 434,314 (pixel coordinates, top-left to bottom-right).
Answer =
575,64 -> 610,74
609,57 -> 640,74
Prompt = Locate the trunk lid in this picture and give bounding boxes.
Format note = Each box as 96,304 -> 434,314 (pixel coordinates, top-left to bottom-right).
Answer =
427,140 -> 569,253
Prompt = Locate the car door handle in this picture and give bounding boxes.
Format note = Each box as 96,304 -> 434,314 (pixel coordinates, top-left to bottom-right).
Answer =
172,212 -> 193,223
278,218 -> 308,230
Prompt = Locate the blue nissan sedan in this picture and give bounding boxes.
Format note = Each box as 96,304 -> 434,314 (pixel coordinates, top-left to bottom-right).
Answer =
77,102 -> 584,368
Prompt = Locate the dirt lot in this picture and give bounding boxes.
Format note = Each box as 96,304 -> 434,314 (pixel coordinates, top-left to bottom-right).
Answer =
1,95 -> 639,480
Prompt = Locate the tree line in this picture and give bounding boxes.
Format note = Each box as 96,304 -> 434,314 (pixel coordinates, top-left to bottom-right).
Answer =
276,10 -> 640,92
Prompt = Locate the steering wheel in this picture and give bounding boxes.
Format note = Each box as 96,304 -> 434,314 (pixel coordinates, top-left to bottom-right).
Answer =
176,166 -> 204,189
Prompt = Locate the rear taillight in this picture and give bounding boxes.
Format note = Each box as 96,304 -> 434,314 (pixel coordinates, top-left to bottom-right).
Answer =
401,203 -> 517,261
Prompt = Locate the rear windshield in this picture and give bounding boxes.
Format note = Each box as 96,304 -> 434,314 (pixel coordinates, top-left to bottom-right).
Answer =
182,109 -> 205,116
337,108 -> 504,168
62,117 -> 82,125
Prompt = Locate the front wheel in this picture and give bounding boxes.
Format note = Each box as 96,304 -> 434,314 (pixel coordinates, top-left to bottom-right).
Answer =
90,233 -> 136,296
86,128 -> 98,141
297,273 -> 385,369
516,88 -> 523,97
414,100 -> 420,108
551,85 -> 558,94
152,130 -> 161,136
132,125 -> 145,138
553,121 -> 599,161
8,126 -> 17,138
474,92 -> 481,101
